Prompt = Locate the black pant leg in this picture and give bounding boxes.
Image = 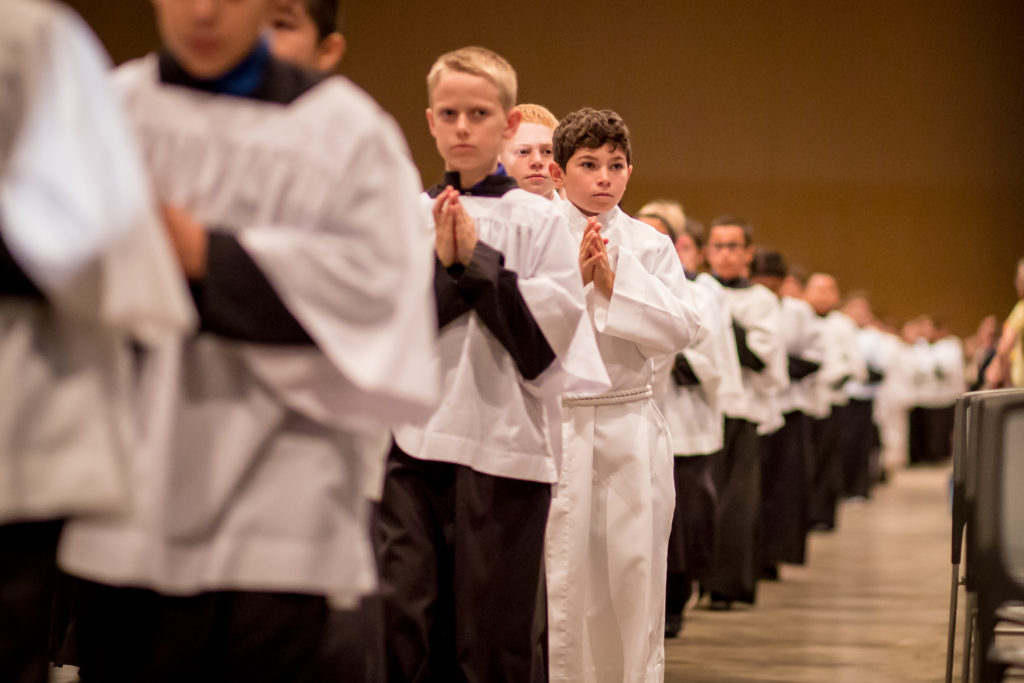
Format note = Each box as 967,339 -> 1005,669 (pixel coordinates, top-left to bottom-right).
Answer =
666,454 -> 717,616
761,413 -> 810,566
842,399 -> 875,498
704,418 -> 761,603
375,444 -> 455,683
77,583 -> 214,683
0,520 -> 62,683
452,467 -> 551,683
219,591 -> 329,683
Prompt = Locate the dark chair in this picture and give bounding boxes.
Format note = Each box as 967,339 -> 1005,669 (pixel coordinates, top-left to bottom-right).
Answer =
946,389 -> 1024,683
963,389 -> 1024,681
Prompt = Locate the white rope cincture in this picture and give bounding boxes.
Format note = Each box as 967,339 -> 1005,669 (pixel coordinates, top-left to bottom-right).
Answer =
562,385 -> 653,407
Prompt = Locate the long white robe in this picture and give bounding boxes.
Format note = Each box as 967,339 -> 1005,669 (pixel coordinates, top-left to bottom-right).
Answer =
59,54 -> 439,606
0,0 -> 194,525
547,205 -> 700,683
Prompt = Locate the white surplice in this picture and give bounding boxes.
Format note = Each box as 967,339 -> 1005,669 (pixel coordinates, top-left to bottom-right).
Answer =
777,296 -> 826,416
652,273 -> 742,457
547,205 -> 700,683
59,54 -> 439,606
0,0 -> 194,525
717,282 -> 789,434
393,188 -> 601,484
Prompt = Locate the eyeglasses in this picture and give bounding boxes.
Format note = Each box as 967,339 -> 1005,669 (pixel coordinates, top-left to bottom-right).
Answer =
708,242 -> 746,252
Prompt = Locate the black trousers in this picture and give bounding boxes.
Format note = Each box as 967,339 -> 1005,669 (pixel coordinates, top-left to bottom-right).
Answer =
809,406 -> 847,529
0,519 -> 63,683
842,398 -> 879,498
702,418 -> 761,604
76,583 -> 337,683
666,453 -> 718,616
375,444 -> 550,683
760,411 -> 812,567
909,405 -> 955,464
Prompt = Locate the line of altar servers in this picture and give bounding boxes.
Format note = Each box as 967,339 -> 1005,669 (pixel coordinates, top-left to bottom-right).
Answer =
2,2 -> 1008,683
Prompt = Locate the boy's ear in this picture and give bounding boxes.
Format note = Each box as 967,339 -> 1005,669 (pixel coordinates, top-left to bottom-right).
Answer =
627,164 -> 634,182
503,107 -> 522,141
549,162 -> 565,187
743,243 -> 756,265
315,32 -> 346,72
426,107 -> 436,136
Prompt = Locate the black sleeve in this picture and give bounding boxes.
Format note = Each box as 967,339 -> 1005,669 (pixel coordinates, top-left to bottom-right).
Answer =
733,322 -> 766,372
788,355 -> 821,380
434,256 -> 473,329
447,241 -> 555,381
190,232 -> 313,345
0,229 -> 44,299
671,353 -> 701,386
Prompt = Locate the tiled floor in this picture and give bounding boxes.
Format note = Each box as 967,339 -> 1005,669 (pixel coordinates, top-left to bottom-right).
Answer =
665,465 -> 957,682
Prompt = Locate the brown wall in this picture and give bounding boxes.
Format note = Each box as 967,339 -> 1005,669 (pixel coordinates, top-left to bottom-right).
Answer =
67,0 -> 1024,336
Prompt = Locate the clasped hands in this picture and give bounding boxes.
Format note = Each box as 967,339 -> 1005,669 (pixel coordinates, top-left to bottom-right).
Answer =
580,216 -> 614,297
433,186 -> 478,268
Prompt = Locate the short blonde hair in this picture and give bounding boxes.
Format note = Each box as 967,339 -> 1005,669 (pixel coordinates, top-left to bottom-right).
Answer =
637,199 -> 686,239
427,46 -> 517,112
516,103 -> 559,130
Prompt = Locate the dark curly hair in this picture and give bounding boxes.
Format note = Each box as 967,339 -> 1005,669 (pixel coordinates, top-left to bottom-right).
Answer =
305,0 -> 341,39
553,107 -> 632,169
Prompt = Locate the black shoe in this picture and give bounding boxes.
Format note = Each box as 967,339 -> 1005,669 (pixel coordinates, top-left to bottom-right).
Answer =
708,592 -> 733,611
665,613 -> 683,638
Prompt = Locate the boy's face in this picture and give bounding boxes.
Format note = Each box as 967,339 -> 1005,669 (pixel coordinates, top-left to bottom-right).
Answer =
843,296 -> 873,327
675,233 -> 703,273
804,274 -> 839,315
152,0 -> 271,80
500,122 -> 556,198
427,71 -> 519,182
779,275 -> 804,299
553,144 -> 632,216
705,224 -> 753,280
268,0 -> 345,72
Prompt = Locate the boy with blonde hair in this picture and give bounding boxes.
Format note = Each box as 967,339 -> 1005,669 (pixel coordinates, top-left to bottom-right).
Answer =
500,102 -> 561,200
547,108 -> 700,682
379,47 -> 595,682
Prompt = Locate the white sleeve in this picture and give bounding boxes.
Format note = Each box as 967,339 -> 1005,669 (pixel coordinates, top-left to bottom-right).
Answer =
0,2 -> 194,340
519,210 -> 609,396
593,238 -> 701,358
239,115 -> 440,425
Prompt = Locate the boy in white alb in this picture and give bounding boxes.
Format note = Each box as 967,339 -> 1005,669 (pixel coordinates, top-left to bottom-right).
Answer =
0,3 -> 194,680
58,1 -> 440,680
546,109 -> 701,683
378,48 -> 592,683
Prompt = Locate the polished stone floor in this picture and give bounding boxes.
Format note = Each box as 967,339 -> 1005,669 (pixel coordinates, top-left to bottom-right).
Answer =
51,466 -> 957,683
665,465 -> 956,683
